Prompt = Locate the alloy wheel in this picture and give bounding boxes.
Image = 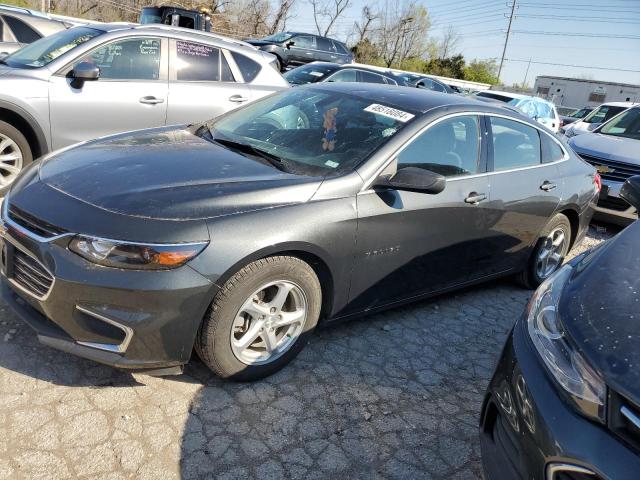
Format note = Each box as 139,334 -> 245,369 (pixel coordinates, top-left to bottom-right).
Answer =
0,133 -> 23,187
230,280 -> 308,365
536,227 -> 566,279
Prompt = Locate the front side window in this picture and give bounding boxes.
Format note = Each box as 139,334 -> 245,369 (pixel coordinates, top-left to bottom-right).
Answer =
3,15 -> 41,43
206,88 -> 416,176
398,116 -> 481,177
176,41 -> 219,81
490,117 -> 541,170
4,26 -> 102,69
77,38 -> 161,80
598,108 -> 640,140
326,69 -> 356,83
583,105 -> 626,125
292,35 -> 314,49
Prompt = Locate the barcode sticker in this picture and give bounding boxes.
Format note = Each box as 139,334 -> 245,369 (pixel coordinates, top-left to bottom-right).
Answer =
364,104 -> 415,123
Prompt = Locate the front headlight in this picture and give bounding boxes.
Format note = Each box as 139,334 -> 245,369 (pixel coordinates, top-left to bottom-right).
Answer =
69,236 -> 208,270
527,264 -> 606,422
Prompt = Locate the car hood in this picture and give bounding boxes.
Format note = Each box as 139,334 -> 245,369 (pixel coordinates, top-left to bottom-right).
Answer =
38,126 -> 323,220
244,40 -> 276,47
561,221 -> 640,403
569,133 -> 640,165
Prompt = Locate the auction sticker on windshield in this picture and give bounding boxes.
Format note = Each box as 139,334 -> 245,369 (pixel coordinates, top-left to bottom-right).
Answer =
364,104 -> 415,123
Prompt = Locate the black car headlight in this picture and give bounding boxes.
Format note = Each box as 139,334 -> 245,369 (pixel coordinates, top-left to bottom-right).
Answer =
69,236 -> 208,270
526,264 -> 606,422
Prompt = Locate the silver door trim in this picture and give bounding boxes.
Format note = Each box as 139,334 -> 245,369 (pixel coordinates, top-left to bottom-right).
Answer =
75,305 -> 134,353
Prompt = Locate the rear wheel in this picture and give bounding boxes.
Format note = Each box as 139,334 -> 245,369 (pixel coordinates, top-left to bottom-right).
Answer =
517,213 -> 571,289
195,256 -> 321,381
0,120 -> 32,195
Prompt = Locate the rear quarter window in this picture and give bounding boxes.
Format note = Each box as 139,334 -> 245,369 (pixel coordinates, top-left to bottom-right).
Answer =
231,51 -> 262,83
541,133 -> 565,163
3,15 -> 41,44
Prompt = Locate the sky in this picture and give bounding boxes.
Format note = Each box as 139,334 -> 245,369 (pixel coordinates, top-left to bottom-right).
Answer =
287,0 -> 640,87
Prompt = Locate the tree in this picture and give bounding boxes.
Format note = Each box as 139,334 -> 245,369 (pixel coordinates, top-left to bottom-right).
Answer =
354,5 -> 378,44
309,0 -> 351,37
376,0 -> 431,68
464,58 -> 499,85
437,25 -> 460,60
424,54 -> 465,79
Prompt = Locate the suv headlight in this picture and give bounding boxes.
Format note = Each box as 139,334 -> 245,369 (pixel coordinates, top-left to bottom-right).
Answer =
69,236 -> 208,270
527,264 -> 606,422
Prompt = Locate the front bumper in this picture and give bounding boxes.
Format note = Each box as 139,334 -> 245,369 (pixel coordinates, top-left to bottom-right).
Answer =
593,179 -> 637,226
480,316 -> 640,480
0,221 -> 216,371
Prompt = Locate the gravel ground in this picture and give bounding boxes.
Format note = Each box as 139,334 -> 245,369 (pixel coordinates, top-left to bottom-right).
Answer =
0,225 -> 617,480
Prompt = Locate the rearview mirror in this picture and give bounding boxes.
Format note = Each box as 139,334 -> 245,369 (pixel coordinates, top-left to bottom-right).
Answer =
72,62 -> 100,81
376,167 -> 446,194
620,175 -> 640,211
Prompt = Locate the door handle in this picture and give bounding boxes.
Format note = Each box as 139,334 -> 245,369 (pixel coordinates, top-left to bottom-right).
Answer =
139,96 -> 164,105
540,181 -> 557,191
464,192 -> 487,205
229,95 -> 249,103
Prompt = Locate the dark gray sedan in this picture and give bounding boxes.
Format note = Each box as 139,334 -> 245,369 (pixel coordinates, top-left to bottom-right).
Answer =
0,84 -> 598,380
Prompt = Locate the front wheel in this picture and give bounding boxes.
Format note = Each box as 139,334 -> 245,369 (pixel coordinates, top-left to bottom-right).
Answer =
195,256 -> 321,381
0,120 -> 32,195
517,213 -> 571,289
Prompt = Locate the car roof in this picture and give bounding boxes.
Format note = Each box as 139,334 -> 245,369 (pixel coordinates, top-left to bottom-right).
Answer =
478,89 -> 525,99
283,31 -> 344,43
599,102 -> 637,107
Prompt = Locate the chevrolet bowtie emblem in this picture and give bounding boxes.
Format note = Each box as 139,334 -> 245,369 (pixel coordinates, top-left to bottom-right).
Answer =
596,165 -> 615,174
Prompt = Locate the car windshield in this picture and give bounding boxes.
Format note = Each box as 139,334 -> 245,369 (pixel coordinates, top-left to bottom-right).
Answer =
598,108 -> 640,140
261,32 -> 293,43
583,105 -> 627,124
572,108 -> 591,118
205,87 -> 416,176
283,64 -> 337,85
3,26 -> 102,69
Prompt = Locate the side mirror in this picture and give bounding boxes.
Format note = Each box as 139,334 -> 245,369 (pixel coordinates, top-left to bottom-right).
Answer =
376,167 -> 446,194
620,175 -> 640,211
72,62 -> 100,81
286,40 -> 295,49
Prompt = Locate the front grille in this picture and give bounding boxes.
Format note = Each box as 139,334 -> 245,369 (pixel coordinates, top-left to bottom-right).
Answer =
12,249 -> 54,299
579,154 -> 640,183
8,205 -> 67,239
598,196 -> 631,212
608,390 -> 640,453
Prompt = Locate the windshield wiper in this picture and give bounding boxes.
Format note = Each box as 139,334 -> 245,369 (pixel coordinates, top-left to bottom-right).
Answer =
213,137 -> 287,171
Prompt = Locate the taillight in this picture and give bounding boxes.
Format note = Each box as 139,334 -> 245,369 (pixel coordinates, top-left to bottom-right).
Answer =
594,172 -> 602,193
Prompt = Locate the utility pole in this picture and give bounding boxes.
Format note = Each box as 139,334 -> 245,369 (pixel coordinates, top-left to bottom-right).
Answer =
522,57 -> 531,88
498,0 -> 517,84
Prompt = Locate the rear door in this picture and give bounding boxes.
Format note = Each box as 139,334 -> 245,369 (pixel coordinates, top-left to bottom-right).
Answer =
315,36 -> 337,62
49,36 -> 168,149
483,115 -> 564,272
166,39 -> 252,125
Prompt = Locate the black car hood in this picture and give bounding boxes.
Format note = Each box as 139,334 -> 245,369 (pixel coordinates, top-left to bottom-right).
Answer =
38,127 -> 323,220
561,221 -> 640,403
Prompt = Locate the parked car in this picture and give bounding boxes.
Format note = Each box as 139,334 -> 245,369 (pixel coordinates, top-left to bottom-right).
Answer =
245,32 -> 353,72
284,62 -> 400,86
569,106 -> 640,225
563,101 -> 635,137
0,84 -> 598,380
389,72 -> 455,93
0,23 -> 287,194
559,106 -> 593,128
0,3 -> 68,55
508,96 -> 561,133
480,175 -> 640,480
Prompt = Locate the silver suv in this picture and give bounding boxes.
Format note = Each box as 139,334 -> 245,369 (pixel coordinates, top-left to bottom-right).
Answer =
0,23 -> 288,193
0,4 -> 68,55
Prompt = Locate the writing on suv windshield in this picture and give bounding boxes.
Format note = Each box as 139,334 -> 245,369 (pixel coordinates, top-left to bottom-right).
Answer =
4,26 -> 103,69
206,89 -> 416,176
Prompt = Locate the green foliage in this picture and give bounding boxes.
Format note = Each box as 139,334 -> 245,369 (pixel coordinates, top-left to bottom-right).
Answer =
424,54 -> 465,79
464,58 -> 499,85
3,0 -> 30,7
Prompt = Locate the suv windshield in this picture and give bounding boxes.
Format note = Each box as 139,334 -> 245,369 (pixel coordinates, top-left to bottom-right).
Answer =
583,105 -> 627,124
598,108 -> 640,140
206,87 -> 416,176
283,64 -> 337,85
261,32 -> 293,43
3,26 -> 102,69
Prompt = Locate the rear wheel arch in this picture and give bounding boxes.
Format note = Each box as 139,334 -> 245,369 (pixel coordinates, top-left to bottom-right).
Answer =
558,208 -> 579,250
0,103 -> 48,158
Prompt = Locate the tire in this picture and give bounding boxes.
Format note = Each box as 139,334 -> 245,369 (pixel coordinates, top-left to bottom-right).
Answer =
517,213 -> 571,289
0,120 -> 32,196
195,256 -> 321,381
274,56 -> 283,72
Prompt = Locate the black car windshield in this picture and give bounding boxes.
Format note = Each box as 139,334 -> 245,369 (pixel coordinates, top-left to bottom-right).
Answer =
598,108 -> 640,140
206,87 -> 417,176
583,105 -> 626,124
261,32 -> 294,43
3,26 -> 103,69
283,64 -> 338,85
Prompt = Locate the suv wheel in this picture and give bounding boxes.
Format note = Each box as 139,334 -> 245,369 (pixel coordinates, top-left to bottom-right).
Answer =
195,256 -> 321,381
0,120 -> 32,195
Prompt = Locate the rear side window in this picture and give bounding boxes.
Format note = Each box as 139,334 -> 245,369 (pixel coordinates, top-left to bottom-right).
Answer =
398,116 -> 481,177
316,36 -> 333,52
358,71 -> 386,84
230,51 -> 261,82
176,41 -> 219,81
541,133 -> 565,164
490,117 -> 541,170
3,15 -> 41,43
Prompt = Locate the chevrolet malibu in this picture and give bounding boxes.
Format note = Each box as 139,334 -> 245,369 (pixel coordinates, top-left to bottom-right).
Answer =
0,84 -> 599,380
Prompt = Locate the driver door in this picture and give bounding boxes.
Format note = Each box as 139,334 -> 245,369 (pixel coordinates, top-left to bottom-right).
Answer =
287,35 -> 316,65
49,37 -> 169,149
347,115 -> 495,312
